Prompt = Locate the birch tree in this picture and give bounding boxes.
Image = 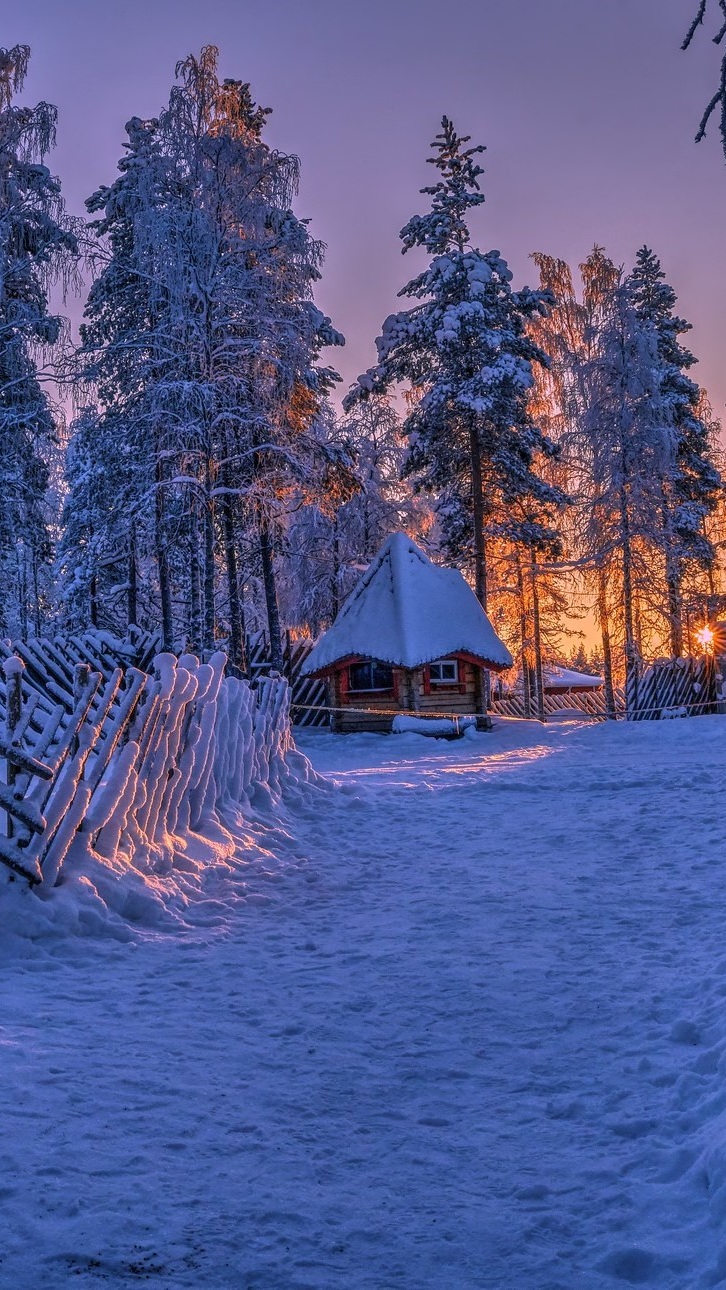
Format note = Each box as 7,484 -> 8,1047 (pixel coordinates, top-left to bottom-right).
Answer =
628,246 -> 722,655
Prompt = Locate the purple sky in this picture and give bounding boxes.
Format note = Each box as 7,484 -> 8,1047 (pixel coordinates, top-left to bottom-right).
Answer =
9,0 -> 726,419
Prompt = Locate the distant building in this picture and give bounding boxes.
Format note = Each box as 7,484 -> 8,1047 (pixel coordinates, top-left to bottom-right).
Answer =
301,533 -> 512,733
542,666 -> 604,695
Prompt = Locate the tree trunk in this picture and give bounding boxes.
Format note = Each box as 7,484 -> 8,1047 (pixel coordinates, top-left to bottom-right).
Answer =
665,558 -> 683,659
661,489 -> 683,658
220,489 -> 245,673
155,457 -> 173,651
597,567 -> 617,720
515,552 -> 531,719
127,525 -> 138,628
529,550 -> 545,722
618,484 -> 639,714
203,458 -> 215,653
189,506 -> 202,655
704,519 -> 717,604
469,426 -> 491,712
90,574 -> 98,629
32,550 -> 41,637
260,521 -> 283,673
469,424 -> 488,609
18,545 -> 28,640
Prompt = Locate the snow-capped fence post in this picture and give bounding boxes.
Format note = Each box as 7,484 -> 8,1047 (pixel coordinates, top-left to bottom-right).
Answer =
3,655 -> 24,840
71,663 -> 90,757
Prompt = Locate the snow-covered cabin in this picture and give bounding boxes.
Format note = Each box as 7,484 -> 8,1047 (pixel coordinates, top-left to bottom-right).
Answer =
301,533 -> 513,732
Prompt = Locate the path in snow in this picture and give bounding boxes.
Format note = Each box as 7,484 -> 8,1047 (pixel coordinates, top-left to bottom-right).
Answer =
3,716 -> 726,1288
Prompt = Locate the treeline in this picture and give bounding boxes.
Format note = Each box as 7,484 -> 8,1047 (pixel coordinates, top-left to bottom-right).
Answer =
1,44 -> 725,704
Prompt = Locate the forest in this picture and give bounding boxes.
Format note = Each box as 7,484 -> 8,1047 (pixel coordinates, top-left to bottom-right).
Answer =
2,35 -> 726,716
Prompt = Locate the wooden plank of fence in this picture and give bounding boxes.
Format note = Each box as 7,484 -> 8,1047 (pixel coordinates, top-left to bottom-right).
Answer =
85,668 -> 147,794
4,658 -> 23,841
0,633 -> 172,886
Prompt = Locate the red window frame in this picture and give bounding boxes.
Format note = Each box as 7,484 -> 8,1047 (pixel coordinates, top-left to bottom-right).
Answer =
423,658 -> 466,695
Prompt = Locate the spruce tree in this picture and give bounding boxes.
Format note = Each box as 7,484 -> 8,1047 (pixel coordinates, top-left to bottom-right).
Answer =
57,406 -> 145,632
344,117 -> 565,616
77,117 -> 167,641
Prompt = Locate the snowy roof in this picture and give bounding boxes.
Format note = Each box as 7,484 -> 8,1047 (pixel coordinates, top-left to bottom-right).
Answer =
544,667 -> 604,689
302,532 -> 513,676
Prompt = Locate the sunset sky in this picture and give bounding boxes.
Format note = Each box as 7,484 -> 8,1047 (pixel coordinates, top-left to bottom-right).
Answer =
9,0 -> 726,420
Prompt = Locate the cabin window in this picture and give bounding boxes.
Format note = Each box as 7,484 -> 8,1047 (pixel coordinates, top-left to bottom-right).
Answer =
429,658 -> 459,684
348,660 -> 394,692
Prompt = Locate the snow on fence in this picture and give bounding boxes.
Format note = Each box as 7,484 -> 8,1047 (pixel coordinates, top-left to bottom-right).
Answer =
247,631 -> 329,726
0,632 -> 310,888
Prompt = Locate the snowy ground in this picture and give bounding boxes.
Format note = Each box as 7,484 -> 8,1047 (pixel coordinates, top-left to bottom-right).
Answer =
2,714 -> 726,1288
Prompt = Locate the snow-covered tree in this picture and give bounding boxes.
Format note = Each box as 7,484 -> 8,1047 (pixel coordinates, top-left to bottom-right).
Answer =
72,48 -> 344,669
628,246 -> 722,655
283,395 -> 432,633
56,405 -> 149,631
0,45 -> 78,635
575,278 -> 674,703
344,117 -> 565,621
529,243 -> 725,703
72,114 -> 169,641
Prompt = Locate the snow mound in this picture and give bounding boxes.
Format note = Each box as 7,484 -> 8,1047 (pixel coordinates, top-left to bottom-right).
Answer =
392,714 -> 476,738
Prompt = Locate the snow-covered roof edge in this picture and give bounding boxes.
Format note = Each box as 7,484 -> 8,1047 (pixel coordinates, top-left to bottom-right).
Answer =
544,667 -> 604,688
302,532 -> 513,675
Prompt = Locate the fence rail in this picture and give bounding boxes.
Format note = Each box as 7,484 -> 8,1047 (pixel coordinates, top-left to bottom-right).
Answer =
489,687 -> 627,720
490,654 -> 724,721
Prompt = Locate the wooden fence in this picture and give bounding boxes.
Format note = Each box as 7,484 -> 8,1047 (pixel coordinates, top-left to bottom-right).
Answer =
247,631 -> 329,727
491,655 -> 722,721
0,631 -> 297,888
3,634 -> 719,891
625,655 -> 718,720
489,687 -> 625,720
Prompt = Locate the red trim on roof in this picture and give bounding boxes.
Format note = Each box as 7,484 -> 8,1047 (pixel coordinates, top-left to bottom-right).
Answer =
304,649 -> 509,681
